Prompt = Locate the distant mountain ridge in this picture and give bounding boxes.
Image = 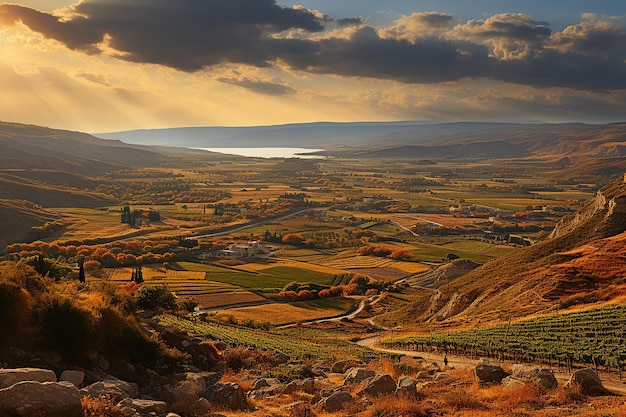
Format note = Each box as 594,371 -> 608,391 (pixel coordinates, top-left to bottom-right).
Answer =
96,121 -> 569,149
96,121 -> 626,161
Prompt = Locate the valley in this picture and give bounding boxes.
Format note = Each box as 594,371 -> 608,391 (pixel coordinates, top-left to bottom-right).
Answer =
1,121 -> 626,416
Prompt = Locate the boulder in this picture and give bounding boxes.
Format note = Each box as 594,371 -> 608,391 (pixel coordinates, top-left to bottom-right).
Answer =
396,376 -> 418,395
0,381 -> 82,417
320,390 -> 354,412
510,365 -> 557,389
567,369 -> 612,396
0,368 -> 56,389
343,367 -> 376,385
60,370 -> 85,388
475,363 -> 508,383
434,373 -> 451,382
284,378 -> 315,395
117,398 -> 168,415
415,371 -> 431,380
331,360 -> 361,374
202,382 -> 248,410
358,374 -> 396,398
80,379 -> 138,403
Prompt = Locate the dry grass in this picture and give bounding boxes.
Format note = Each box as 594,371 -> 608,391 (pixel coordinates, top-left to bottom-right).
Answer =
193,292 -> 267,309
215,302 -> 348,325
392,261 -> 431,274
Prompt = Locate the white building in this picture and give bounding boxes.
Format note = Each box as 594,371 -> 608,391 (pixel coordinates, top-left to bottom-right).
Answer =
218,241 -> 272,259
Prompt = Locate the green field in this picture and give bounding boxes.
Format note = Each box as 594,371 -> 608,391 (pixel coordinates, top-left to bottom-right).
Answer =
173,261 -> 341,291
157,314 -> 374,360
385,303 -> 626,370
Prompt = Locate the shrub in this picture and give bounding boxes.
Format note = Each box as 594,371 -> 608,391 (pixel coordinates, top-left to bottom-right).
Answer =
135,284 -> 177,310
35,293 -> 95,361
82,395 -> 128,417
177,297 -> 199,313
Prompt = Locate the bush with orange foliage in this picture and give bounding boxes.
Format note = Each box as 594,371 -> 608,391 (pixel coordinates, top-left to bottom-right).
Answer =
365,393 -> 429,417
81,395 -> 127,417
282,233 -> 304,245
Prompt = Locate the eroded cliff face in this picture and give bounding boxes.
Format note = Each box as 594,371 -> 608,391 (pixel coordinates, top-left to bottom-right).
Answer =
421,175 -> 626,325
550,175 -> 626,241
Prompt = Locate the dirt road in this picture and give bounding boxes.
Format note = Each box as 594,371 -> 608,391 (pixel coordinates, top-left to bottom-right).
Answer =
358,335 -> 626,395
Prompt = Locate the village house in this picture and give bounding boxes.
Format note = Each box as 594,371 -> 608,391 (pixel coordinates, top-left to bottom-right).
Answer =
217,241 -> 272,259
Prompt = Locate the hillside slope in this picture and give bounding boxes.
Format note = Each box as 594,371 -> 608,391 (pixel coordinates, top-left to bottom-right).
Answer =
412,175 -> 626,325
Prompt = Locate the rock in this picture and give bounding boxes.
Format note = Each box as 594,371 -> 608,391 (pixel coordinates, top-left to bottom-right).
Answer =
502,376 -> 528,391
80,379 -> 138,403
60,370 -> 85,388
331,360 -> 361,374
510,365 -> 557,389
0,368 -> 56,389
251,378 -> 271,390
117,398 -> 168,415
396,377 -> 418,395
0,381 -> 82,417
284,378 -> 316,395
166,414 -> 182,417
475,363 -> 508,383
320,390 -> 354,412
202,382 -> 248,410
358,374 -> 396,398
567,369 -> 612,396
434,373 -> 451,382
415,371 -> 431,380
343,367 -> 376,385
275,354 -> 290,365
97,354 -> 110,371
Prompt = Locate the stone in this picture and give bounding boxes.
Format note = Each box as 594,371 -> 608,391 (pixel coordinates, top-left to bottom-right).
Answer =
117,398 -> 168,415
396,376 -> 418,395
416,371 -> 431,380
475,363 -> 508,383
0,368 -> 56,389
60,370 -> 85,388
510,365 -> 557,389
567,369 -> 612,396
331,360 -> 361,374
343,367 -> 376,385
434,372 -> 451,382
80,379 -> 138,403
358,374 -> 396,398
320,390 -> 354,412
202,382 -> 248,410
0,381 -> 82,417
284,378 -> 316,395
502,376 -> 528,391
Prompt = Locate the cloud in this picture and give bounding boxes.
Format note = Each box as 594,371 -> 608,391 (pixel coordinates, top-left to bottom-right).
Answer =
218,77 -> 296,96
449,13 -> 551,59
547,20 -> 626,57
284,26 -> 491,84
380,12 -> 454,41
1,1 -> 626,90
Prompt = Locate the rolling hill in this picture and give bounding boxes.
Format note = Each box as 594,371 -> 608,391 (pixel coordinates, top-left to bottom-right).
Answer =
399,176 -> 626,326
97,121 -> 626,166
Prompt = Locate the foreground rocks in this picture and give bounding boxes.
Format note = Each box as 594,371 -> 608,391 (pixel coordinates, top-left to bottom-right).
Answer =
502,365 -> 558,390
567,369 -> 614,396
0,380 -> 82,417
475,363 -> 509,383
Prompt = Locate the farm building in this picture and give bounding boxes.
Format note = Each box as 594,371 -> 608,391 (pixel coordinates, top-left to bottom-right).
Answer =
218,241 -> 272,259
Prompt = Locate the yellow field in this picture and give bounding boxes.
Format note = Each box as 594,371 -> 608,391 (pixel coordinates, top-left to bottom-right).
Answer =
322,255 -> 396,269
194,292 -> 267,309
216,302 -> 347,325
389,261 -> 431,274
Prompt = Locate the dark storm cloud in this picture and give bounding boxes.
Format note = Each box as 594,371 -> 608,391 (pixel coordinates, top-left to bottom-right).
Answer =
0,0 -> 324,70
1,1 -> 626,90
285,26 -> 491,84
217,77 -> 296,96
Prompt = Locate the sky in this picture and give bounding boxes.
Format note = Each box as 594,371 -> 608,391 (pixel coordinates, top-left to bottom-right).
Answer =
1,1 -> 625,133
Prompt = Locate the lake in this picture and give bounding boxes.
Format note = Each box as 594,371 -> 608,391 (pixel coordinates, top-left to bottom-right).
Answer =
195,147 -> 326,159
